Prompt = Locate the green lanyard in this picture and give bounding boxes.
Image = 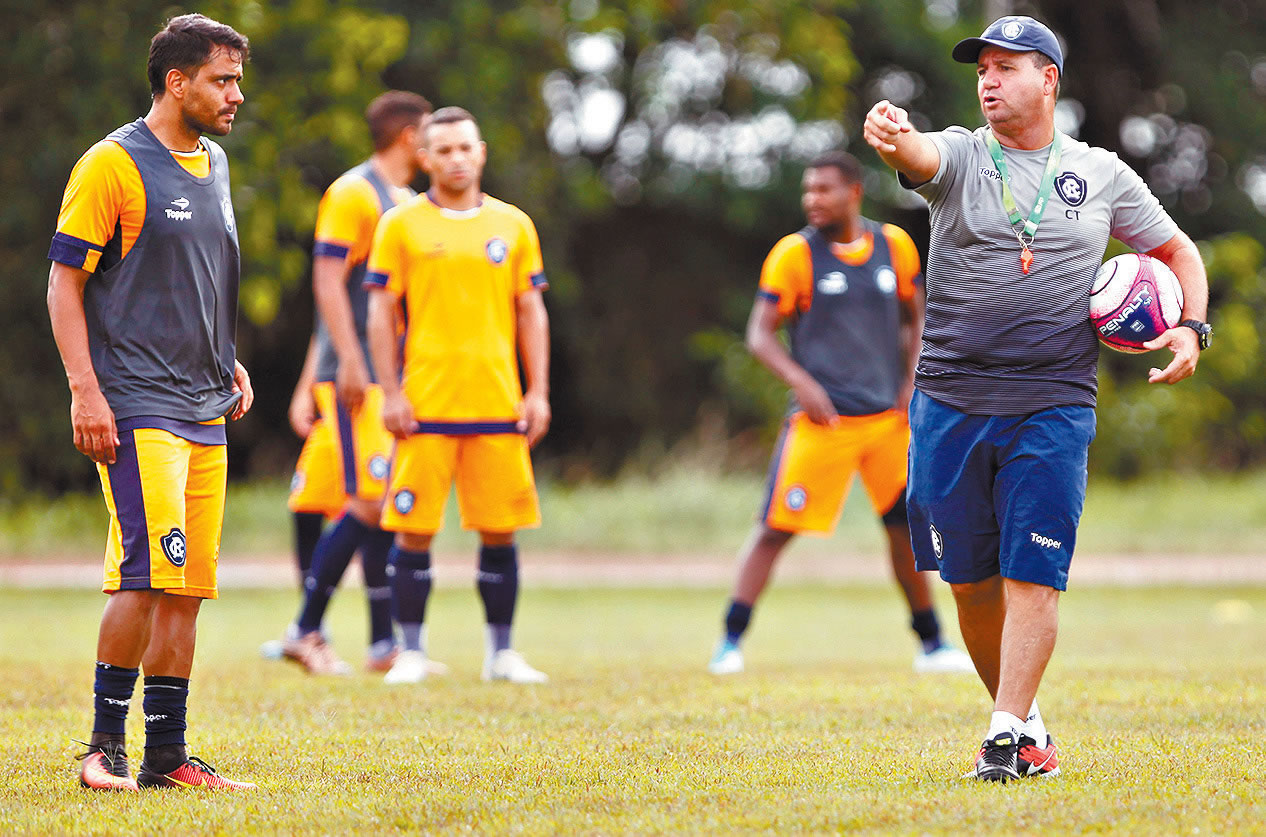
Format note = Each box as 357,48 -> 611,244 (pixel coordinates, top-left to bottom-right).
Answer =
985,129 -> 1062,273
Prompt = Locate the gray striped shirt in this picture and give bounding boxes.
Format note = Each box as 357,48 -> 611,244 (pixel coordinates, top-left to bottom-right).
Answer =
907,126 -> 1177,415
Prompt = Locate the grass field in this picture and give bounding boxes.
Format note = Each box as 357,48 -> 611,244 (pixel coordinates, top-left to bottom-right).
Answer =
6,467 -> 1266,560
3,583 -> 1263,834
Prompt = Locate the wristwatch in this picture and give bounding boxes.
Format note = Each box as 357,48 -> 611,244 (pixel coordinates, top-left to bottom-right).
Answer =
1179,319 -> 1212,350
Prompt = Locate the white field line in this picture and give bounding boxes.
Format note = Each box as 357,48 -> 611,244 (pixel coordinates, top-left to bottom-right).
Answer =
0,552 -> 1263,588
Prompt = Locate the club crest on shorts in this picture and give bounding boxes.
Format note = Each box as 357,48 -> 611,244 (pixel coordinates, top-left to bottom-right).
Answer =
394,489 -> 415,515
161,528 -> 187,567
289,471 -> 304,494
784,485 -> 808,512
486,237 -> 508,264
929,523 -> 943,559
369,455 -> 389,480
1056,172 -> 1087,207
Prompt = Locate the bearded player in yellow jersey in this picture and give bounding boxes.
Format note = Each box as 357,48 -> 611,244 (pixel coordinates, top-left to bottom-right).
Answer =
365,107 -> 552,684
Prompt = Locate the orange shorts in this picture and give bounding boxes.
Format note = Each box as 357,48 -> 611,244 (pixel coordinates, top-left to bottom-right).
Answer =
98,420 -> 228,599
760,410 -> 909,535
380,432 -> 539,535
288,416 -> 346,516
288,382 -> 394,513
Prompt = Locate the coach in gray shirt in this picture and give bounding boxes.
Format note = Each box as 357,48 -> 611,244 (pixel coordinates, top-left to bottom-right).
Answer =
863,15 -> 1210,782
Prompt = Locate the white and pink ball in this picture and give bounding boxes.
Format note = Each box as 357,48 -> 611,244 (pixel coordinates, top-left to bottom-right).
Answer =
1089,253 -> 1184,354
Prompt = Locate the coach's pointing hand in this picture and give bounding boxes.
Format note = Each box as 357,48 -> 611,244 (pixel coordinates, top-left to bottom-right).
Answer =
71,382 -> 119,464
864,100 -> 913,154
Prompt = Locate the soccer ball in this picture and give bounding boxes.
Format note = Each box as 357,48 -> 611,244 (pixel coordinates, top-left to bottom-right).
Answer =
1088,253 -> 1184,354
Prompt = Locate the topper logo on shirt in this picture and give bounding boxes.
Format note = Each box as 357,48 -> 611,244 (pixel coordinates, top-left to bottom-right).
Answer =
166,197 -> 193,221
486,237 -> 508,264
817,271 -> 847,295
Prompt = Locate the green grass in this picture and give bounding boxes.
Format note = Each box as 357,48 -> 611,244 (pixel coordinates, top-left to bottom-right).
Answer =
5,467 -> 1266,560
2,584 -> 1263,833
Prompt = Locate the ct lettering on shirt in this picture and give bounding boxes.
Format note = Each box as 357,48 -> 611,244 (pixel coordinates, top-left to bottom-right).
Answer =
50,139 -> 211,273
366,193 -> 547,430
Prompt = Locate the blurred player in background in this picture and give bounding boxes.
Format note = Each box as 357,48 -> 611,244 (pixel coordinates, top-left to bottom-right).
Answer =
708,152 -> 973,678
864,15 -> 1209,781
270,91 -> 434,676
47,14 -> 256,790
365,107 -> 552,685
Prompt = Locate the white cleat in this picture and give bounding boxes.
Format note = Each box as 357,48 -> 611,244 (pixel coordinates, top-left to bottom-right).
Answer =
707,642 -> 744,675
383,650 -> 449,684
482,649 -> 548,684
914,644 -> 976,674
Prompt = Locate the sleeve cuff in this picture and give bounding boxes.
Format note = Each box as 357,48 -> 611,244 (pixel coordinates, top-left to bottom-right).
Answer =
48,232 -> 104,270
530,271 -> 548,289
363,270 -> 390,289
313,240 -> 351,259
756,289 -> 780,304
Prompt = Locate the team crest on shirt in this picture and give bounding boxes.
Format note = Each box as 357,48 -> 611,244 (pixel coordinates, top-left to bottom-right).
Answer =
929,523 -> 944,559
161,528 -> 187,567
485,237 -> 508,264
817,271 -> 847,295
1055,172 -> 1088,207
369,455 -> 389,480
784,485 -> 808,512
874,267 -> 898,294
221,195 -> 236,233
394,489 -> 415,515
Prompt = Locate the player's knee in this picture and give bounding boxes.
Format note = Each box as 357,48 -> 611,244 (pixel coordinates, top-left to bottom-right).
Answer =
880,493 -> 909,526
478,543 -> 518,576
396,532 -> 432,552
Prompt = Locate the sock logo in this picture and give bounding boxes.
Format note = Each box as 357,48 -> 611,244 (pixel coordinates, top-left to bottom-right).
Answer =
160,528 -> 187,567
144,713 -> 168,723
100,696 -> 130,707
475,570 -> 504,584
1029,532 -> 1063,550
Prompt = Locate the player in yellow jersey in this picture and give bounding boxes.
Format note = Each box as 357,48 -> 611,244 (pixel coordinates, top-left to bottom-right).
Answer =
707,152 -> 974,678
47,15 -> 255,791
265,91 -> 433,676
365,107 -> 552,684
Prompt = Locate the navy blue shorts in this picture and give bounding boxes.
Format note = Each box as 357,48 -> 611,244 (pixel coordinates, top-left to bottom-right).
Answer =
906,390 -> 1096,591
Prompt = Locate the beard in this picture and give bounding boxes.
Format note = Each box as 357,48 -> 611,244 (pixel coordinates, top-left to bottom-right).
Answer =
183,106 -> 232,137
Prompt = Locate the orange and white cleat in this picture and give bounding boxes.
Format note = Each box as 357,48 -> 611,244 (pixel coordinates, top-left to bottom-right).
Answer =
77,741 -> 139,791
137,756 -> 257,790
1017,733 -> 1060,777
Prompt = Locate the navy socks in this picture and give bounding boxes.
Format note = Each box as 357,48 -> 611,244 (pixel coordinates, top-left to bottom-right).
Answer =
296,514 -> 369,634
477,545 -> 519,652
92,661 -> 138,737
723,600 -> 753,645
389,547 -> 433,652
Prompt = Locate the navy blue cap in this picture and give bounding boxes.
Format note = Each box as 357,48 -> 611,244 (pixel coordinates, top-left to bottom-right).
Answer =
952,16 -> 1064,75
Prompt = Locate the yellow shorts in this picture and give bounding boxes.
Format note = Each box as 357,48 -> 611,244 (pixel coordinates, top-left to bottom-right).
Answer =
287,382 -> 394,512
760,410 -> 909,535
97,420 -> 228,599
287,416 -> 347,516
380,432 -> 539,535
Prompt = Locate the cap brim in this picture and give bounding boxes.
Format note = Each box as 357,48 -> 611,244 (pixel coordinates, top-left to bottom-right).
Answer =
952,36 -> 1016,64
952,36 -> 1061,73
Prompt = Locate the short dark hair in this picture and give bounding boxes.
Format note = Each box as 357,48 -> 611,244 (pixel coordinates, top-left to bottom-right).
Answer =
366,91 -> 433,151
425,106 -> 479,137
1031,51 -> 1061,98
808,150 -> 862,184
148,14 -> 249,97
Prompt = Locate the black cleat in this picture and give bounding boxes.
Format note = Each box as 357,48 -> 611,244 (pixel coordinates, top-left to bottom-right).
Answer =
972,731 -> 1021,783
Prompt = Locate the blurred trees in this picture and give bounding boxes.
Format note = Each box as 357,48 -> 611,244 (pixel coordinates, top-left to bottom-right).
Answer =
1,0 -> 1263,496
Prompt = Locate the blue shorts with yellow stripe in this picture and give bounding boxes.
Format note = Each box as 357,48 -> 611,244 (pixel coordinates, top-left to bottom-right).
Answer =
97,417 -> 228,599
